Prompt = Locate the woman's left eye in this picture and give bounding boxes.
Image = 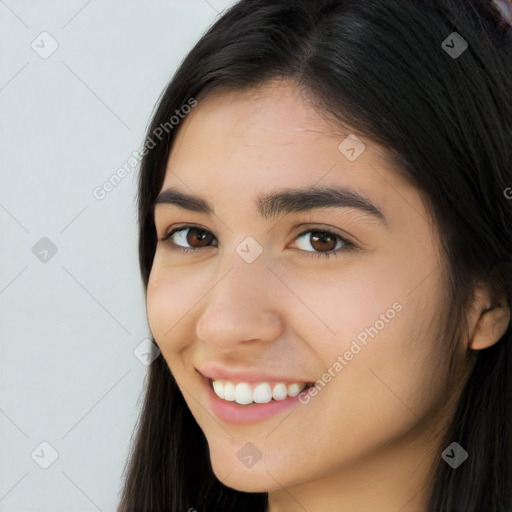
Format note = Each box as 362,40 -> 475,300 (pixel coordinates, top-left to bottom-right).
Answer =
160,225 -> 357,259
291,229 -> 357,258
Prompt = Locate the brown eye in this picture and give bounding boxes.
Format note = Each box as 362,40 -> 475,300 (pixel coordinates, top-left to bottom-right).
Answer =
309,231 -> 338,252
163,226 -> 217,251
294,229 -> 344,253
184,228 -> 214,247
291,228 -> 357,259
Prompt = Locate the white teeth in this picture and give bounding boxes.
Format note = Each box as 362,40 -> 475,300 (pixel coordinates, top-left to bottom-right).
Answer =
212,380 -> 225,399
234,383 -> 253,405
211,380 -> 307,404
272,383 -> 288,401
287,383 -> 302,397
224,381 -> 235,401
253,382 -> 273,403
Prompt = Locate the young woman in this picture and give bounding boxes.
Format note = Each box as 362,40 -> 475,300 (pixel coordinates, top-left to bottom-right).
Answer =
117,1 -> 512,510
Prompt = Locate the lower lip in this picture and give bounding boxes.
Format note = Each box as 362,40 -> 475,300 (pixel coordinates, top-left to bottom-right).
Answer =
202,376 -> 307,424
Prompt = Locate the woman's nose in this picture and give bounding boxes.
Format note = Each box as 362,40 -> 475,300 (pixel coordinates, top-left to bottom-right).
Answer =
195,253 -> 285,352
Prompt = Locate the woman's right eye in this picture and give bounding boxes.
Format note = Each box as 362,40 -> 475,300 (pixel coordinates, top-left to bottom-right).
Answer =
162,226 -> 217,253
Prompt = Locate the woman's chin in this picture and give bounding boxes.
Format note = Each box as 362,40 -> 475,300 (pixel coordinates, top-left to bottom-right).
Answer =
210,458 -> 276,493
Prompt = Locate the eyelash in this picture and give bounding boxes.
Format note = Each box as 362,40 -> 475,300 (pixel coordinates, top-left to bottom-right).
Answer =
160,225 -> 358,259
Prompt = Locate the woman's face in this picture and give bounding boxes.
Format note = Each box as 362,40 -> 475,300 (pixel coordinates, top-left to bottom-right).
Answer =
147,80 -> 457,495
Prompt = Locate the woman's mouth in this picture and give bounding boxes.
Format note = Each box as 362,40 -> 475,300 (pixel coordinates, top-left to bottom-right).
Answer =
210,379 -> 314,405
202,376 -> 315,424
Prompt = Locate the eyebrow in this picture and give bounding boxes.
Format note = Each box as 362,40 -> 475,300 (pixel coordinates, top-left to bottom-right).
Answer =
153,185 -> 387,224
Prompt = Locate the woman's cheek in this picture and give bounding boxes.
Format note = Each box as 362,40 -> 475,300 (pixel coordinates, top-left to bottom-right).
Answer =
147,263 -> 206,352
146,266 -> 180,346
283,271 -> 396,346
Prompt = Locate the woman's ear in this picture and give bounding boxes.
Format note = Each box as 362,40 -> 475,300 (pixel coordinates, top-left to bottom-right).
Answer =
466,283 -> 511,350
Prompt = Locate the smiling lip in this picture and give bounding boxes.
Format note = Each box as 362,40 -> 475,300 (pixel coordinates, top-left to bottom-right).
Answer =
195,362 -> 310,385
195,363 -> 313,424
199,373 -> 308,424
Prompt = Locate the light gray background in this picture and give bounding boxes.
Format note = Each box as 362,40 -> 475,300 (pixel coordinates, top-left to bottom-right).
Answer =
0,1 -> 237,510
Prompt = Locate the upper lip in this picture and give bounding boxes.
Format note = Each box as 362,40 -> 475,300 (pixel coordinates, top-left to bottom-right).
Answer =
196,362 -> 312,384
